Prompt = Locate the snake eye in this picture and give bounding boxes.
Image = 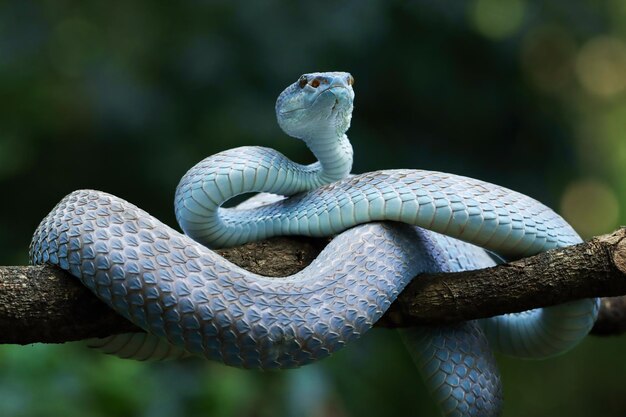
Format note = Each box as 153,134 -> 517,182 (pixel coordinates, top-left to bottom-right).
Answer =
347,75 -> 354,86
298,76 -> 307,88
310,78 -> 321,88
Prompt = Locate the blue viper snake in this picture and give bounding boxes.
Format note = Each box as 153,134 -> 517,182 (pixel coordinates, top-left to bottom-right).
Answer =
30,71 -> 599,417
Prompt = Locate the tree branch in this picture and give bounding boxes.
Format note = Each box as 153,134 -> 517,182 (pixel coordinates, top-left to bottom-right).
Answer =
2,229 -> 626,345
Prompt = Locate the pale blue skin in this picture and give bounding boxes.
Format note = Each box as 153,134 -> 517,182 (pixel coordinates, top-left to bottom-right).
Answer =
30,72 -> 599,417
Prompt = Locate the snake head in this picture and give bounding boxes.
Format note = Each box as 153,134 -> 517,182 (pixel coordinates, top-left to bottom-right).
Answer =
275,71 -> 355,140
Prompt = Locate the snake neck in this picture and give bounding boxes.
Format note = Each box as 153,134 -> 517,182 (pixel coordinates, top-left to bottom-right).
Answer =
303,133 -> 353,184
174,136 -> 353,248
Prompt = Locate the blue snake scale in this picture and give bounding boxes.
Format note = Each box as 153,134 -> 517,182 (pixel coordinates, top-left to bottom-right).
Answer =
30,72 -> 599,417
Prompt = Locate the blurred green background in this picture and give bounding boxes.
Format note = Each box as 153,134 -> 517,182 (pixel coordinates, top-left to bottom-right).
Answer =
1,0 -> 626,416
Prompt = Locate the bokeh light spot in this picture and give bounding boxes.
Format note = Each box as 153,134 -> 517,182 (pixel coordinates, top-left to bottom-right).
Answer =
575,36 -> 626,97
470,0 -> 527,39
560,179 -> 620,238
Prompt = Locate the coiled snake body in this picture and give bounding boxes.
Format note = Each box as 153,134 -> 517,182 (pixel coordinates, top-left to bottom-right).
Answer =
30,72 -> 599,417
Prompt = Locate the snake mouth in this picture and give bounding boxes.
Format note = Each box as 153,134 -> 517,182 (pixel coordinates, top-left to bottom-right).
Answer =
277,86 -> 352,116
314,86 -> 351,111
328,87 -> 352,114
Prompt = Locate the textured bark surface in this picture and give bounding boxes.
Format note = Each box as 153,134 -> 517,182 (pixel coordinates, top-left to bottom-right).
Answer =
2,229 -> 626,345
382,228 -> 626,327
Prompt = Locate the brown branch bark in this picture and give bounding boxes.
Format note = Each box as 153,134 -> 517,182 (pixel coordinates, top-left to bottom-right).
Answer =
2,229 -> 626,345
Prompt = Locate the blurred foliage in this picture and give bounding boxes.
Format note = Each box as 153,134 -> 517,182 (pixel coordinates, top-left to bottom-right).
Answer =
1,0 -> 626,416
